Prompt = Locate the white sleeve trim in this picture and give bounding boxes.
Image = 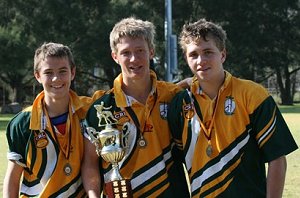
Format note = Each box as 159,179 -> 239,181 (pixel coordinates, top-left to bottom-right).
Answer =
7,152 -> 27,167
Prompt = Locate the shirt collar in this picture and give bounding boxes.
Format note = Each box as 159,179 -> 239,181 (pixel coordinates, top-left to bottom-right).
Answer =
29,90 -> 81,130
114,70 -> 157,107
190,70 -> 232,95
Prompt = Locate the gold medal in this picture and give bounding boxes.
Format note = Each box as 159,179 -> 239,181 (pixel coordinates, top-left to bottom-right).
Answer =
138,136 -> 147,148
64,163 -> 72,176
206,144 -> 213,157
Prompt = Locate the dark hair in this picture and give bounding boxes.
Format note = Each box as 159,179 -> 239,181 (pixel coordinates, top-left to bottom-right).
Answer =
34,42 -> 75,72
180,18 -> 227,53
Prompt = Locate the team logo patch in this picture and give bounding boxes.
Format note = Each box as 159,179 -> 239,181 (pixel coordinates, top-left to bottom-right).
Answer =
114,111 -> 130,126
183,103 -> 194,119
34,131 -> 48,148
114,110 -> 126,120
224,96 -> 235,115
159,102 -> 168,119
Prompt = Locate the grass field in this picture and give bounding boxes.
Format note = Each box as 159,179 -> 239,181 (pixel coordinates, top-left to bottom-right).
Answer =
0,105 -> 299,197
279,105 -> 300,197
0,114 -> 12,196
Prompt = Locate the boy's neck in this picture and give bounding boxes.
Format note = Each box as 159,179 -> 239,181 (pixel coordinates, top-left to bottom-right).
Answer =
44,96 -> 69,118
200,72 -> 225,100
122,76 -> 152,105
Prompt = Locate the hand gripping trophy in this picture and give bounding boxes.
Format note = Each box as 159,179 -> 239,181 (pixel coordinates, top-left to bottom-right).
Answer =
86,102 -> 132,198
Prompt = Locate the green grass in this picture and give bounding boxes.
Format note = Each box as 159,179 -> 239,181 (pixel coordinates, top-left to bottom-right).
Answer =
0,114 -> 13,131
279,103 -> 300,114
281,112 -> 300,197
0,132 -> 7,197
0,114 -> 11,196
278,103 -> 300,198
0,106 -> 299,197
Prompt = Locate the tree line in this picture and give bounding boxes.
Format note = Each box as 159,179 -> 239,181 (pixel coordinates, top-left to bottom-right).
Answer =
0,0 -> 299,105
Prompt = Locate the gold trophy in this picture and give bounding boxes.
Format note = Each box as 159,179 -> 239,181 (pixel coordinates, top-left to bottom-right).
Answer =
86,102 -> 132,198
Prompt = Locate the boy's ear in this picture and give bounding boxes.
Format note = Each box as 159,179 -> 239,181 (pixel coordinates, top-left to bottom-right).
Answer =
111,51 -> 119,64
71,67 -> 76,80
221,49 -> 226,63
149,48 -> 155,59
34,72 -> 41,83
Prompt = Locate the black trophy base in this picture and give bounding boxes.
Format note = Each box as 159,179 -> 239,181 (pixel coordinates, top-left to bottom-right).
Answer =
105,179 -> 133,198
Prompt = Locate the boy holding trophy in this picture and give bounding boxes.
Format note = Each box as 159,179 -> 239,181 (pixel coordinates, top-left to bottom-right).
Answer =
82,17 -> 189,198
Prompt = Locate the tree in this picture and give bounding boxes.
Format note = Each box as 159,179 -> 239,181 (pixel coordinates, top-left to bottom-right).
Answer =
256,0 -> 300,104
0,1 -> 34,103
1,0 -> 299,105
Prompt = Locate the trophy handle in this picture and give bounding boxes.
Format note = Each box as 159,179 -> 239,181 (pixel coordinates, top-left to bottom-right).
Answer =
86,127 -> 102,154
86,127 -> 98,142
121,122 -> 131,149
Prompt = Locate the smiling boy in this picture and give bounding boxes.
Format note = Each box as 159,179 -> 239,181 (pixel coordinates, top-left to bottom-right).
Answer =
81,17 -> 189,198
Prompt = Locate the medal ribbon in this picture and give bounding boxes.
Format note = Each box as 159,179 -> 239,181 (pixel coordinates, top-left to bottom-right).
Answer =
124,90 -> 157,145
191,73 -> 226,157
124,107 -> 142,134
199,93 -> 220,143
43,102 -> 72,160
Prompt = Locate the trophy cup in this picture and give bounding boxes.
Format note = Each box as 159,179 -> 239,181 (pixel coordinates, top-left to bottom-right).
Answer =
86,102 -> 132,198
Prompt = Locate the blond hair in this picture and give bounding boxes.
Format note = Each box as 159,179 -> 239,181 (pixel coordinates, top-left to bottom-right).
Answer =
109,17 -> 156,53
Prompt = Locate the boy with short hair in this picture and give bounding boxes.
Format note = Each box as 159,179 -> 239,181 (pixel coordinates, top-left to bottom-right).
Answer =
81,17 -> 189,198
3,42 -> 94,197
168,18 -> 298,197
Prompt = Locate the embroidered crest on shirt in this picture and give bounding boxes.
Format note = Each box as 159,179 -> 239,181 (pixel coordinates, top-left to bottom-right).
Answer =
34,131 -> 49,148
114,110 -> 130,126
224,96 -> 235,115
183,103 -> 195,119
159,102 -> 168,119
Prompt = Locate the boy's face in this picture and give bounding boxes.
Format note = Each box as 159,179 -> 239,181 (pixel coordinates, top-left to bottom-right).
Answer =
111,36 -> 154,82
34,56 -> 75,101
185,37 -> 226,83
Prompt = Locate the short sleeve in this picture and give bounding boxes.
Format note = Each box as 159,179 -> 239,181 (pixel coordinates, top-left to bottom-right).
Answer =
250,96 -> 298,162
6,112 -> 31,166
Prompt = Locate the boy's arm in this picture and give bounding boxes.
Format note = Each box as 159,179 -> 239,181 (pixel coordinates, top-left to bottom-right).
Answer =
176,77 -> 192,89
3,161 -> 23,198
266,156 -> 286,198
81,138 -> 102,198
